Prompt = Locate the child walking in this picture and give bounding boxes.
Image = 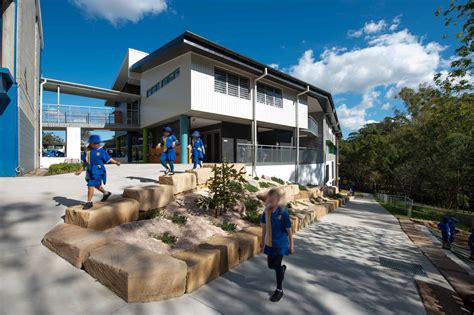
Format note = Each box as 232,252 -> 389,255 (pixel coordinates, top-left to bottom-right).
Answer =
468,228 -> 474,261
75,135 -> 121,209
437,216 -> 451,249
156,127 -> 177,175
260,188 -> 294,302
188,131 -> 205,169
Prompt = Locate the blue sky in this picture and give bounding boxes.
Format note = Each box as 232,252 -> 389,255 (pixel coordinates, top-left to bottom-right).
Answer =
41,0 -> 460,137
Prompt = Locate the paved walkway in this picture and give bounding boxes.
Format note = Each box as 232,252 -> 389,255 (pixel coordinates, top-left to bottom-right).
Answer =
0,166 -> 448,314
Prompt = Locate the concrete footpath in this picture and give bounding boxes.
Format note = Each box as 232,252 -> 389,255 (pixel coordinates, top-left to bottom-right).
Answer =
0,167 -> 447,314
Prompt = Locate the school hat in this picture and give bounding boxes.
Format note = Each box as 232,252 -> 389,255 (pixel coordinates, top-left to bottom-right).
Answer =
191,131 -> 200,137
88,134 -> 101,144
163,126 -> 173,133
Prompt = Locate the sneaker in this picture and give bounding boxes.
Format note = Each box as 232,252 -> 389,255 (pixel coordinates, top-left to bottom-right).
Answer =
270,289 -> 284,302
83,202 -> 93,210
101,192 -> 112,202
169,171 -> 175,175
164,169 -> 170,175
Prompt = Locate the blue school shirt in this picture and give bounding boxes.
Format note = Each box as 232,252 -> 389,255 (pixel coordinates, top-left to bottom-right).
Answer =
260,206 -> 291,248
191,138 -> 204,157
161,135 -> 177,152
82,147 -> 111,177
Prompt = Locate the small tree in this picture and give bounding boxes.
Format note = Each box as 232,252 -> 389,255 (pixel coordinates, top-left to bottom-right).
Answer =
196,162 -> 247,217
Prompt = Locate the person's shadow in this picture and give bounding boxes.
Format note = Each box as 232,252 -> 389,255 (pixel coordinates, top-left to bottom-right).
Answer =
126,176 -> 157,183
53,196 -> 83,207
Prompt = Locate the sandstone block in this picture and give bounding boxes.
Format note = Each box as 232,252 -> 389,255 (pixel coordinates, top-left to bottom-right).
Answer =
159,173 -> 197,194
122,185 -> 174,211
42,224 -> 109,268
290,216 -> 299,234
231,231 -> 260,262
65,198 -> 139,231
186,167 -> 214,185
173,248 -> 220,293
294,190 -> 313,200
198,235 -> 239,274
243,226 -> 263,243
84,241 -> 187,302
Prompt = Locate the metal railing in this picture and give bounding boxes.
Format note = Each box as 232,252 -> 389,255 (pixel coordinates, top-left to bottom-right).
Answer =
375,193 -> 414,217
236,143 -> 324,164
42,104 -> 138,126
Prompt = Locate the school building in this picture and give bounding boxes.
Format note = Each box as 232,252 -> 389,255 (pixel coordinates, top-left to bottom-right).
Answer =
0,1 -> 342,185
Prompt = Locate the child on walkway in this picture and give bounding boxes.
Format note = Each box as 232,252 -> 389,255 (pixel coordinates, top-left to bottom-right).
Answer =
156,127 -> 177,175
75,135 -> 121,209
437,216 -> 451,249
260,188 -> 294,302
448,216 -> 458,246
468,228 -> 474,261
188,131 -> 205,169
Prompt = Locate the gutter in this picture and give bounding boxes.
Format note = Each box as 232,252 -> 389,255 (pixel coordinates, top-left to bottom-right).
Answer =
39,78 -> 47,161
252,67 -> 268,176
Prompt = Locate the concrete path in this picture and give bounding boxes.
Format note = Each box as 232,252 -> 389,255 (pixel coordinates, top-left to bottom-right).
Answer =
0,167 -> 444,314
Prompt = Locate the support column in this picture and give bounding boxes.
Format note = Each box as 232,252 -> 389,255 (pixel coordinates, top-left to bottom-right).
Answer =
179,115 -> 189,164
142,127 -> 149,163
66,127 -> 82,161
126,132 -> 133,163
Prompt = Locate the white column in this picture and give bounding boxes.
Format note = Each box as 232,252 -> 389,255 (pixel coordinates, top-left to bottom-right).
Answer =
66,127 -> 82,160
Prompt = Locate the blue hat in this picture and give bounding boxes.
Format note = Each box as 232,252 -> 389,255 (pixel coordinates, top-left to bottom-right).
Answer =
88,135 -> 101,144
191,131 -> 200,137
163,127 -> 172,133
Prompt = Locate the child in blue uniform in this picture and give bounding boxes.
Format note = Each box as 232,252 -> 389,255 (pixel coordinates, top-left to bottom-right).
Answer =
437,216 -> 451,249
448,216 -> 458,246
260,188 -> 294,302
468,228 -> 474,261
75,135 -> 121,209
188,131 -> 205,169
156,127 -> 177,175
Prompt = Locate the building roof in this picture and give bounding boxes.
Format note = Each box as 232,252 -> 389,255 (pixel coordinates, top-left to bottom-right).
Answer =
130,31 -> 342,137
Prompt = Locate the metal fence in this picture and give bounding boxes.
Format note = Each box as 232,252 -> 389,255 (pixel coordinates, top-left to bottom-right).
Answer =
375,193 -> 414,217
236,143 -> 324,164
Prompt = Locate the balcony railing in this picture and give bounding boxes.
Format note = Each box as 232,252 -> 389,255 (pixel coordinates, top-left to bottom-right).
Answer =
42,104 -> 139,127
236,143 -> 324,164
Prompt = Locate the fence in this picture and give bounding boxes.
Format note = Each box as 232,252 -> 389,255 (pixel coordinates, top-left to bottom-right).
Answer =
375,193 -> 414,217
236,143 -> 324,164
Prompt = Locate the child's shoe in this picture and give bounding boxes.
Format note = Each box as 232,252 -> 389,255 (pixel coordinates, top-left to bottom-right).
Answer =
101,192 -> 112,202
270,289 -> 283,302
164,169 -> 170,175
83,202 -> 93,210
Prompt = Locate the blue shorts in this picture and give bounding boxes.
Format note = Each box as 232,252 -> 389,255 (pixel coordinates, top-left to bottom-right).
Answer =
161,149 -> 176,162
86,172 -> 106,187
264,245 -> 289,256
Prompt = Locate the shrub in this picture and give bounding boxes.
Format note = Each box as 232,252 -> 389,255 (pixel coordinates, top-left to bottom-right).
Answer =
243,197 -> 262,225
152,232 -> 177,245
244,183 -> 259,193
48,163 -> 82,175
221,220 -> 237,232
149,208 -> 163,219
259,181 -> 276,189
197,161 -> 247,217
298,184 -> 308,191
244,197 -> 262,212
169,213 -> 187,225
271,176 -> 285,185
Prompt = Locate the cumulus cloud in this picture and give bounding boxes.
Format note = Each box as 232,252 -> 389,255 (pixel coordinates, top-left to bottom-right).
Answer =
381,102 -> 391,110
348,19 -> 387,37
389,15 -> 402,31
71,0 -> 168,25
289,29 -> 446,94
337,90 -> 380,132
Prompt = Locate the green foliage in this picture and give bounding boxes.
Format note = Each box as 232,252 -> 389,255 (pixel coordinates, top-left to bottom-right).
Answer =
149,208 -> 163,219
197,162 -> 247,216
259,181 -> 276,188
169,213 -> 187,225
244,183 -> 259,193
254,176 -> 260,180
328,193 -> 344,199
298,184 -> 308,191
48,163 -> 82,175
244,197 -> 261,212
242,197 -> 262,224
271,176 -> 285,185
152,232 -> 177,245
42,132 -> 65,146
221,221 -> 237,232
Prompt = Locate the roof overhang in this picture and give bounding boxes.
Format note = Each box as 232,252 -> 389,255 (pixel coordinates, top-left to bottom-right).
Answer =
42,78 -> 140,103
130,31 -> 342,137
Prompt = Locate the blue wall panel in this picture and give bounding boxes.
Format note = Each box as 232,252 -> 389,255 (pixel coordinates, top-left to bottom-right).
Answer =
0,83 -> 18,176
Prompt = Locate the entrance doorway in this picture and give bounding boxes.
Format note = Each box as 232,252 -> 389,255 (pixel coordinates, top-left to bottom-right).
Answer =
201,129 -> 221,162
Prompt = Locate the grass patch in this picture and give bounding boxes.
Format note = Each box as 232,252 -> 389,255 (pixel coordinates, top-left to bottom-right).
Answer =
244,183 -> 259,193
169,213 -> 187,225
221,221 -> 237,232
48,163 -> 82,175
259,181 -> 276,188
152,231 -> 177,245
271,176 -> 285,185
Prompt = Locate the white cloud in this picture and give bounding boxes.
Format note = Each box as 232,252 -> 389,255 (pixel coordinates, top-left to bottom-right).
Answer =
348,19 -> 387,37
290,29 -> 446,94
268,63 -> 279,70
337,90 -> 380,131
381,102 -> 391,110
385,87 -> 398,98
71,0 -> 168,25
389,15 -> 402,31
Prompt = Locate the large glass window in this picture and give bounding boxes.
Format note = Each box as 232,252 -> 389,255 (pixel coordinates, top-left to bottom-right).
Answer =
256,83 -> 283,108
213,67 -> 251,100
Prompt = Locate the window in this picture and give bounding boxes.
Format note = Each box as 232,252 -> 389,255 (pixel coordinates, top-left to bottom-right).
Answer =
146,68 -> 180,98
256,83 -> 283,108
213,67 -> 250,100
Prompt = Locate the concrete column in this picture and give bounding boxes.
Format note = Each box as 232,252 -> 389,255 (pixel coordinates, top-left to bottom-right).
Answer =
142,127 -> 149,163
179,115 -> 189,163
66,127 -> 82,160
126,132 -> 133,163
